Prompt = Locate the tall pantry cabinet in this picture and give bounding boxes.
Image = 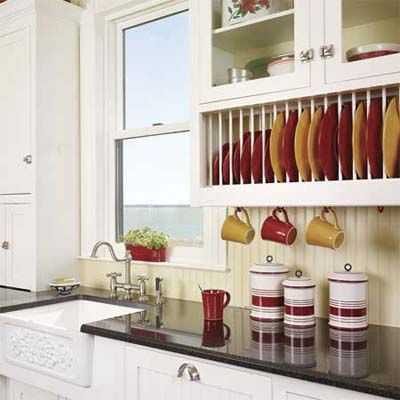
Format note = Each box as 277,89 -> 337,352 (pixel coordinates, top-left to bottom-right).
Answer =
0,0 -> 81,291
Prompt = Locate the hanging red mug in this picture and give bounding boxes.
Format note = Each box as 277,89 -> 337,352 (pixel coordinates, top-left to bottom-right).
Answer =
261,207 -> 297,246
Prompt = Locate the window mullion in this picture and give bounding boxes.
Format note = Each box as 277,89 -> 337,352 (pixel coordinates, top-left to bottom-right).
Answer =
113,122 -> 190,140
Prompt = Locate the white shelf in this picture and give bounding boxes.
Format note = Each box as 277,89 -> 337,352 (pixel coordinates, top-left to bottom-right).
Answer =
213,9 -> 294,53
196,179 -> 400,208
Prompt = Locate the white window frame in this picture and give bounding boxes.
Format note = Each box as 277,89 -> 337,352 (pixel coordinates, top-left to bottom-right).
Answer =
81,0 -> 227,270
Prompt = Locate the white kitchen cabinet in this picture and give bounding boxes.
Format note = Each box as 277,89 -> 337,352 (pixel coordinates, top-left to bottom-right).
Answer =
191,0 -> 400,207
0,0 -> 81,290
0,28 -> 32,195
125,345 -> 271,400
8,379 -> 69,400
324,0 -> 400,85
197,0 -> 312,104
0,204 -> 35,290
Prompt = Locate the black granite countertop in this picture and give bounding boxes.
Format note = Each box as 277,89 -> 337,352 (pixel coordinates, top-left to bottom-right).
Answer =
0,286 -> 399,399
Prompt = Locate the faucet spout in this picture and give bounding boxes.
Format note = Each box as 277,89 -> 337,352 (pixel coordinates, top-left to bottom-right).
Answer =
90,241 -> 130,262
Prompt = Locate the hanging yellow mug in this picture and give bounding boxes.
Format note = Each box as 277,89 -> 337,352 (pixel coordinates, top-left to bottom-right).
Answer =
221,208 -> 255,245
306,207 -> 344,250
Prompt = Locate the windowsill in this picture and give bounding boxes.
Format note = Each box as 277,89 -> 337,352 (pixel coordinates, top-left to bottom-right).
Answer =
77,256 -> 228,272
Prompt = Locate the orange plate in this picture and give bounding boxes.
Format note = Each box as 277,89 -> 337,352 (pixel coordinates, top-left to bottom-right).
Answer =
353,102 -> 367,179
270,113 -> 286,182
307,107 -> 324,181
383,97 -> 400,178
294,108 -> 311,181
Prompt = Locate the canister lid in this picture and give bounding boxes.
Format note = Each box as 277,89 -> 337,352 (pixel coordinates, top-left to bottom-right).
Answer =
251,255 -> 289,274
328,263 -> 368,282
283,270 -> 315,288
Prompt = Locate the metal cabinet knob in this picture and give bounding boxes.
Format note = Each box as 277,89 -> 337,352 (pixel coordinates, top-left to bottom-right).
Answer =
299,48 -> 314,63
177,363 -> 201,382
23,155 -> 32,164
320,44 -> 334,58
2,241 -> 9,250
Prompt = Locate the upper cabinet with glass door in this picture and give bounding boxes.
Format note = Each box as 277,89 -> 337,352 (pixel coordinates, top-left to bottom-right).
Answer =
197,0 -> 312,103
324,0 -> 400,85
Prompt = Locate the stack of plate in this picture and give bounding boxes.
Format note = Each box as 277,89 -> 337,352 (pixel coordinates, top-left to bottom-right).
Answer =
211,96 -> 400,185
346,43 -> 400,62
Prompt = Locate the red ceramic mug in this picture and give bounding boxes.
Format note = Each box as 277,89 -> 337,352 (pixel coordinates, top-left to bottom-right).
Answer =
201,289 -> 231,320
202,320 -> 231,348
261,208 -> 297,246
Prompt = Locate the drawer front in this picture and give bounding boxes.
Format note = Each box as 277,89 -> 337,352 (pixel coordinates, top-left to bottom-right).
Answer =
125,345 -> 272,400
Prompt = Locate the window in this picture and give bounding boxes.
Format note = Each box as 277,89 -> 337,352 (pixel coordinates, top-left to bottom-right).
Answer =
106,3 -> 226,269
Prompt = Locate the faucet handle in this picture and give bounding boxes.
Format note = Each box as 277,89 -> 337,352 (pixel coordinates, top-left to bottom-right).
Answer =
106,272 -> 122,278
136,275 -> 149,282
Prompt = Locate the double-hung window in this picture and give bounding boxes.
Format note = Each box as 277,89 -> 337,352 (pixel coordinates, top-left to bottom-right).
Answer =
106,2 -> 226,269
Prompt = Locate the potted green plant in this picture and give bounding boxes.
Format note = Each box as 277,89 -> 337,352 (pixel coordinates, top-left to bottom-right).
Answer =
121,227 -> 169,262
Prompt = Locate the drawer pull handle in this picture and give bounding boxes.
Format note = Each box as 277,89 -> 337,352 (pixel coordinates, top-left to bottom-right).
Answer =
2,241 -> 9,250
177,363 -> 200,382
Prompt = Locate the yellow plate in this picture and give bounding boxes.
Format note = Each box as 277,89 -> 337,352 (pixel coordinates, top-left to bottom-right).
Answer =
353,102 -> 367,179
383,97 -> 400,178
270,112 -> 286,182
295,108 -> 311,181
307,107 -> 324,181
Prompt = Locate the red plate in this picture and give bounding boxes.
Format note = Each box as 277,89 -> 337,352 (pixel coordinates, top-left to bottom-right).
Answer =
251,130 -> 273,183
212,143 -> 229,185
338,103 -> 353,180
241,131 -> 262,184
282,111 -> 299,182
367,98 -> 383,179
233,132 -> 251,183
222,142 -> 240,184
319,103 -> 339,180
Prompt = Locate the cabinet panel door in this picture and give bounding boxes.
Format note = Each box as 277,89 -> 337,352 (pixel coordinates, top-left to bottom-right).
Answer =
125,346 -> 271,400
0,27 -> 33,195
5,204 -> 35,290
324,0 -> 400,84
0,205 -> 5,286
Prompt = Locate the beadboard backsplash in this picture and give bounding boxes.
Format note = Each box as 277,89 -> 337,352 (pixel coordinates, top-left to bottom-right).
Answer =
79,207 -> 400,327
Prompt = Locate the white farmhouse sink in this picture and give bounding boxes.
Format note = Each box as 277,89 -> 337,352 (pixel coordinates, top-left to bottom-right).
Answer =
0,300 -> 141,387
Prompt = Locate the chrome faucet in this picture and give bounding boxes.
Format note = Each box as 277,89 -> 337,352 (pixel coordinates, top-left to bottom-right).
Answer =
90,241 -> 149,301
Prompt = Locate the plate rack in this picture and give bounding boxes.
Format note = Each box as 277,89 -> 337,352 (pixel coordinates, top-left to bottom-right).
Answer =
196,84 -> 400,207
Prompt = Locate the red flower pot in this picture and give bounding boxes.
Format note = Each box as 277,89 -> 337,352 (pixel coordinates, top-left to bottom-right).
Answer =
126,245 -> 166,262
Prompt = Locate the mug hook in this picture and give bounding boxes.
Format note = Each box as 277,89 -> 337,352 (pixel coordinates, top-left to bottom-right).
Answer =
344,263 -> 352,272
266,255 -> 273,263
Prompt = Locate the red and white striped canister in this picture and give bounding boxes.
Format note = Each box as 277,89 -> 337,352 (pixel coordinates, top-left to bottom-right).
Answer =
328,264 -> 368,330
250,255 -> 289,321
283,270 -> 315,327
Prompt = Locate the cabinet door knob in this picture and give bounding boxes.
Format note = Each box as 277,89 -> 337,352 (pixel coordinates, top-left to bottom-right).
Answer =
299,48 -> 314,63
2,241 -> 9,250
320,44 -> 334,58
177,363 -> 201,382
23,155 -> 32,164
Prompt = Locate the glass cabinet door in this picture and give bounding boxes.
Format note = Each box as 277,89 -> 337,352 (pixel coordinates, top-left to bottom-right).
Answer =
198,0 -> 311,103
324,0 -> 400,84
